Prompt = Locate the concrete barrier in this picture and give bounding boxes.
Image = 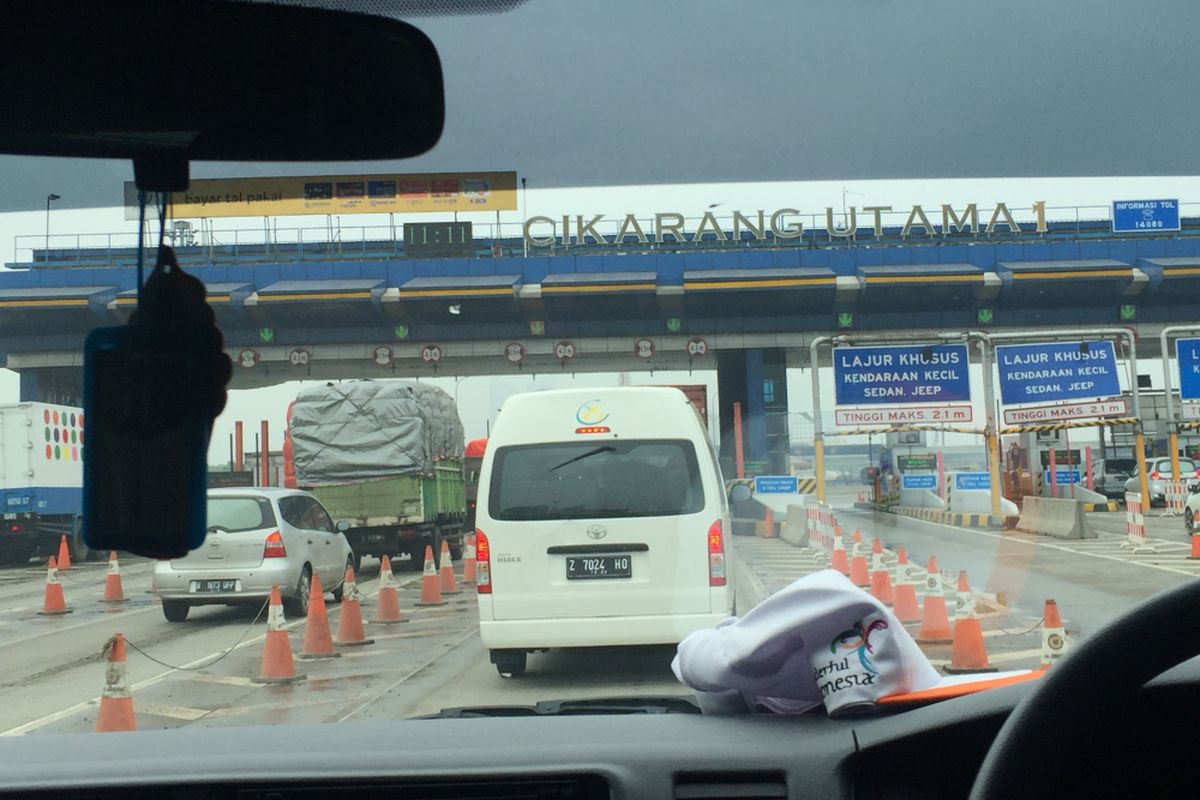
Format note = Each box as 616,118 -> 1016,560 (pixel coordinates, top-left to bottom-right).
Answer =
1052,483 -> 1107,505
780,504 -> 808,547
950,488 -> 1019,518
1016,496 -> 1095,540
899,488 -> 946,509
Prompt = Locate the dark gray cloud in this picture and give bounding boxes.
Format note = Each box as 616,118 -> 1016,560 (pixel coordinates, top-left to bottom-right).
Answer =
5,0 -> 1200,211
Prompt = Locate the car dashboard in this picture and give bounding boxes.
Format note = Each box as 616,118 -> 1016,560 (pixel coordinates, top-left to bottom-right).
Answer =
3,664 -> 1200,800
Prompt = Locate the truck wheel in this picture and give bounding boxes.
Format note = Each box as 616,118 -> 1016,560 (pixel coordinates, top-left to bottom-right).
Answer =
162,601 -> 190,622
405,545 -> 425,571
491,650 -> 527,678
449,543 -> 464,561
69,529 -> 92,562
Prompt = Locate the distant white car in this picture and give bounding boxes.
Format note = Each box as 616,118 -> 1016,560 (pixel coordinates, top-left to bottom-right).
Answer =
1124,457 -> 1198,508
154,488 -> 354,622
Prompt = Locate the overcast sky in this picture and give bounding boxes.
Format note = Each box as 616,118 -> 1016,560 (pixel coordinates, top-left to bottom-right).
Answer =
6,0 -> 1200,213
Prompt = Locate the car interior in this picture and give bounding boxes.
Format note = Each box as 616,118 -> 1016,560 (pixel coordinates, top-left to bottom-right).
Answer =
1,1 -> 1199,799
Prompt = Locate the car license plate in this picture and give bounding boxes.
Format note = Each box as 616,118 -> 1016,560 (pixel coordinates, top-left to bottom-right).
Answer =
566,554 -> 631,580
193,579 -> 239,593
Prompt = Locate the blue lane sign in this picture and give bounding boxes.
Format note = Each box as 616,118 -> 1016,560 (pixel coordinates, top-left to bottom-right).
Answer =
901,474 -> 937,490
1044,469 -> 1082,485
953,472 -> 991,491
1112,199 -> 1180,233
1176,338 -> 1200,401
754,475 -> 798,494
833,343 -> 970,406
996,341 -> 1120,405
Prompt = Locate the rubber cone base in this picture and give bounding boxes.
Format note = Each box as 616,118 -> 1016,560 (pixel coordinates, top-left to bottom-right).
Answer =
371,617 -> 410,625
297,651 -> 341,660
335,638 -> 375,648
37,608 -> 73,616
251,672 -> 308,684
100,598 -> 129,604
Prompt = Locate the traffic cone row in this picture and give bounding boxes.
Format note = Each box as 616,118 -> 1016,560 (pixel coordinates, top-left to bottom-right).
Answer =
57,535 -> 72,571
813,515 -> 1066,676
417,545 -> 446,606
439,540 -> 460,596
95,633 -> 135,732
461,534 -> 477,584
299,574 -> 339,660
101,552 -> 127,604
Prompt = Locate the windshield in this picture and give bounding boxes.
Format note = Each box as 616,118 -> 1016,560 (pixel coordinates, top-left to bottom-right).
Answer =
490,441 -> 704,520
3,0 -> 1200,745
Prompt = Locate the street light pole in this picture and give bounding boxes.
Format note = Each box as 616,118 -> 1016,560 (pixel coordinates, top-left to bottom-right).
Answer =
45,193 -> 60,257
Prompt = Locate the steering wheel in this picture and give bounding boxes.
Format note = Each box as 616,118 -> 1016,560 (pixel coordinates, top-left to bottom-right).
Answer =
970,577 -> 1200,799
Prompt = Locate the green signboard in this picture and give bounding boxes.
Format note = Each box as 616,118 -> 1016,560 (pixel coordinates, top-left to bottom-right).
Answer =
897,454 -> 936,473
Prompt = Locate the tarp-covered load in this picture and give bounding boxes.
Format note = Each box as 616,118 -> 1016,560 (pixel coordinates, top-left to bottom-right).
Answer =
291,380 -> 465,485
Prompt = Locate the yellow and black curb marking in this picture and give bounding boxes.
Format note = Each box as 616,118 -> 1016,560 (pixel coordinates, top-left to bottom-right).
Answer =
890,505 -> 1002,530
1083,500 -> 1121,512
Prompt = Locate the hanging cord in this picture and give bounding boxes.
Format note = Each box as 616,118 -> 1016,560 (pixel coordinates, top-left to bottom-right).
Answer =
135,190 -> 148,303
100,595 -> 270,671
991,616 -> 1046,637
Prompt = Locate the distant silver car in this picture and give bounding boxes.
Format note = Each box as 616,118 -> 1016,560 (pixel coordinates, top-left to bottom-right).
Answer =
154,488 -> 354,622
1093,458 -> 1137,500
1123,457 -> 1198,507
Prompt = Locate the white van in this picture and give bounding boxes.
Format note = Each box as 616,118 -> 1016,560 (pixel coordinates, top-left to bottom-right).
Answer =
474,387 -> 735,677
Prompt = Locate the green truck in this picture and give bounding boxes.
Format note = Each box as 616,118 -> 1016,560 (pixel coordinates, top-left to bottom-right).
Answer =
287,381 -> 466,571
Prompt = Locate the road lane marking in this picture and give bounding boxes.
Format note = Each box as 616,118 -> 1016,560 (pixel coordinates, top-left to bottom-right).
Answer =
332,627 -> 478,724
136,702 -> 212,721
186,674 -> 260,688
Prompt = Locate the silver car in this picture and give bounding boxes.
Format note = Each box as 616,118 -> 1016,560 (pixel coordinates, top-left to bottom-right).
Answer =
1123,457 -> 1198,507
154,488 -> 354,622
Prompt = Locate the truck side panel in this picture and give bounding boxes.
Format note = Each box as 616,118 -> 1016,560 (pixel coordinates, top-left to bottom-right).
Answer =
310,475 -> 425,526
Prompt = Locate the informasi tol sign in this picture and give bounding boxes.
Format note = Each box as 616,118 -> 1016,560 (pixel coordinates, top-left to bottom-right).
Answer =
995,341 -> 1120,406
833,344 -> 970,406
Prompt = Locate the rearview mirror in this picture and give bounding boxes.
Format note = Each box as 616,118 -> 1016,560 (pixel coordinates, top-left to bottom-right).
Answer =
0,1 -> 443,161
729,483 -> 753,503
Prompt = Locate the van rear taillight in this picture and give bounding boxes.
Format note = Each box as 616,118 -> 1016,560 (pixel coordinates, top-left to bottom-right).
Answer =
707,519 -> 725,587
575,426 -> 611,434
263,531 -> 287,559
1151,471 -> 1161,480
475,529 -> 491,594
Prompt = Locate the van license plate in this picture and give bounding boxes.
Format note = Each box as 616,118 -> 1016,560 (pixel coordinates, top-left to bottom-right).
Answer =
566,555 -> 631,580
194,579 -> 239,592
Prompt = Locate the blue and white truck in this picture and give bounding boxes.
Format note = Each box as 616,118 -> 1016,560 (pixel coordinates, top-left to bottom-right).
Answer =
0,403 -> 87,565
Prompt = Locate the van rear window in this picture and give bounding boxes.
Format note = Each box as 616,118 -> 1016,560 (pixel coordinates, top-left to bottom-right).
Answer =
489,440 -> 705,521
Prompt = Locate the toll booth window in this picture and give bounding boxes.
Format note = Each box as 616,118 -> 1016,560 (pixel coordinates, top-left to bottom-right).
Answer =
489,440 -> 704,521
207,497 -> 276,533
762,380 -> 776,404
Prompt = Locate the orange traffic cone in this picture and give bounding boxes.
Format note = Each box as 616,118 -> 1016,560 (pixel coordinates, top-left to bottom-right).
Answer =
761,508 -> 777,538
830,528 -> 849,575
848,551 -> 869,588
945,572 -> 996,674
299,573 -> 339,660
1040,599 -> 1068,668
37,556 -> 71,616
916,556 -> 952,644
868,539 -> 893,605
95,633 -> 135,732
439,540 -> 461,595
334,566 -> 374,647
892,548 -> 921,624
57,534 -> 72,571
852,528 -> 863,556
373,555 -> 408,624
461,534 -> 477,585
1191,534 -> 1200,560
100,551 -> 127,604
253,586 -> 305,684
416,545 -> 446,606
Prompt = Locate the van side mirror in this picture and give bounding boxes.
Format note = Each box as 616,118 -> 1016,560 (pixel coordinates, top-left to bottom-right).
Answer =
336,520 -> 350,532
1190,483 -> 1200,495
729,483 -> 752,503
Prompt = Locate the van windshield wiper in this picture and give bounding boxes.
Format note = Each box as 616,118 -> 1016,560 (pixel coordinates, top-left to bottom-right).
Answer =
414,696 -> 701,719
548,445 -> 616,472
